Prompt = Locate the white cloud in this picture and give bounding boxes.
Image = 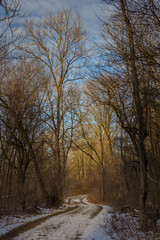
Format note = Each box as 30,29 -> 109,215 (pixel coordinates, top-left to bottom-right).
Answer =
21,0 -> 104,41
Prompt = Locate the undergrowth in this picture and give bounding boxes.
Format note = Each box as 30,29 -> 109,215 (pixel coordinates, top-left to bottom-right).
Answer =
103,208 -> 160,240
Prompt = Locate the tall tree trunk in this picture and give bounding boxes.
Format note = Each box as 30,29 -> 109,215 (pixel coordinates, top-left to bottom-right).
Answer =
17,176 -> 26,212
55,88 -> 62,200
120,0 -> 148,226
33,157 -> 50,204
102,166 -> 106,203
138,133 -> 148,224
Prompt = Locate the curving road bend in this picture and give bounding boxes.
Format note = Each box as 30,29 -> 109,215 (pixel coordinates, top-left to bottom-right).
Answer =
13,195 -> 103,240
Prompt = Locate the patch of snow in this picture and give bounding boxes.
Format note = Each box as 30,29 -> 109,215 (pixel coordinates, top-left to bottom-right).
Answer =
65,194 -> 88,205
2,195 -> 158,240
0,205 -> 68,237
73,199 -> 81,203
81,196 -> 90,205
102,210 -> 159,240
81,206 -> 113,240
0,196 -> 86,238
157,219 -> 160,229
0,213 -> 47,236
12,203 -> 104,240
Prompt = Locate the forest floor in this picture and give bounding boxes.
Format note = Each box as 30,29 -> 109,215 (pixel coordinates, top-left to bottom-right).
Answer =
0,195 -> 160,240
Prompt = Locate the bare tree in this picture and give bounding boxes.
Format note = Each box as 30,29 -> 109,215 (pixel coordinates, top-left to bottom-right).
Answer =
21,8 -> 89,204
0,0 -> 21,62
0,59 -> 44,211
98,0 -> 160,227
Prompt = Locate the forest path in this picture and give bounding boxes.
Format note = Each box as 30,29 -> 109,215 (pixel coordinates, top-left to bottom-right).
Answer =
6,195 -> 103,240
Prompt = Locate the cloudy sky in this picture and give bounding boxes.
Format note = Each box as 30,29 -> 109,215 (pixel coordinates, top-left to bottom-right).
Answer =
21,0 -> 105,42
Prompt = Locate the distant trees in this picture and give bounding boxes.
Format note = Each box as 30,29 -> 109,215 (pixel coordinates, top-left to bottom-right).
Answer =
67,82 -> 117,202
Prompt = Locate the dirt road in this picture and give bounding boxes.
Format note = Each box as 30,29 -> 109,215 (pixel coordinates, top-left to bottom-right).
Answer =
11,195 -> 103,240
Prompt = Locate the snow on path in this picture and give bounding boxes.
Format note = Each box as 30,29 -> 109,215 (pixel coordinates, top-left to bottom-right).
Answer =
0,205 -> 70,237
12,196 -> 112,240
81,206 -> 112,240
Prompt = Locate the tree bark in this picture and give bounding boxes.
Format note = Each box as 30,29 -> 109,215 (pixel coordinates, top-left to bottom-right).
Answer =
33,157 -> 50,204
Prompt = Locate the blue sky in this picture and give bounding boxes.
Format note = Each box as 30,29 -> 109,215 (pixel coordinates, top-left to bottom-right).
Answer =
21,0 -> 104,42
